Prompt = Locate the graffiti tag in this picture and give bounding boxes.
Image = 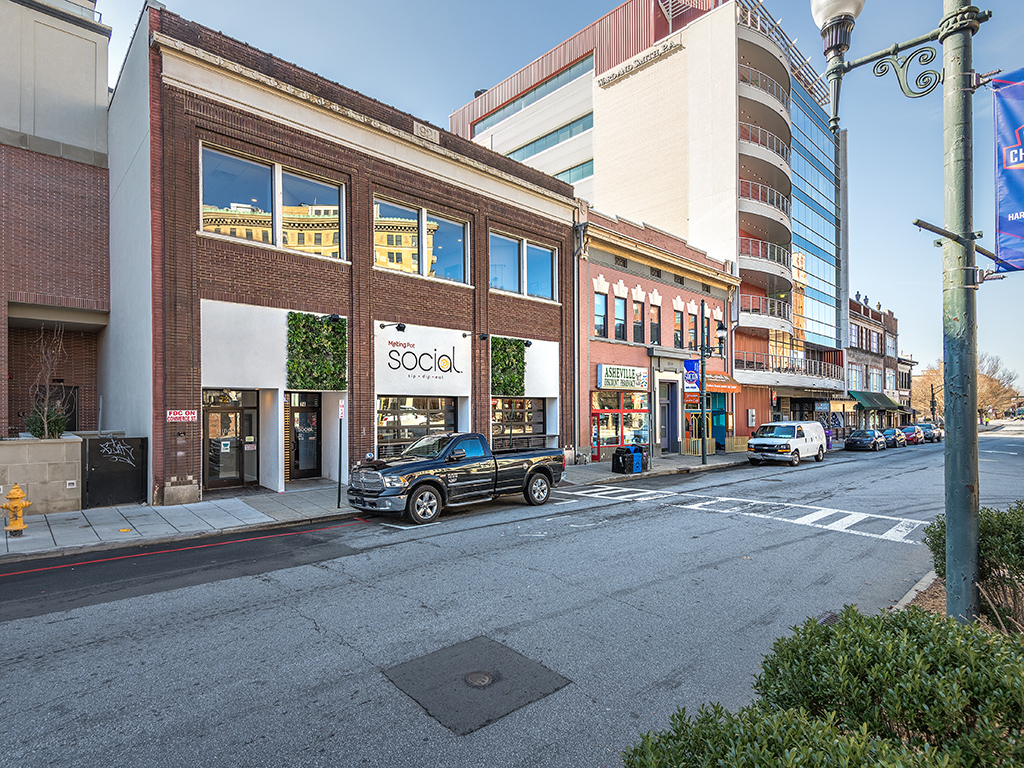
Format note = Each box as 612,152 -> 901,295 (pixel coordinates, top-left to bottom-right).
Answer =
100,438 -> 136,467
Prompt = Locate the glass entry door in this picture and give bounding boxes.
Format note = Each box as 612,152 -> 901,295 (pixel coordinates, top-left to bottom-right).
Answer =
203,390 -> 259,490
288,392 -> 321,480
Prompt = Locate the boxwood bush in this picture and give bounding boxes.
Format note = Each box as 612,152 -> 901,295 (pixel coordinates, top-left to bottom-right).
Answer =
924,501 -> 1024,631
624,606 -> 1024,767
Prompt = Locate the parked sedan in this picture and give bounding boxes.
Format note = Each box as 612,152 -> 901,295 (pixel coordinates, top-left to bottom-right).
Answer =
902,425 -> 925,445
915,422 -> 943,442
882,428 -> 908,448
844,429 -> 887,451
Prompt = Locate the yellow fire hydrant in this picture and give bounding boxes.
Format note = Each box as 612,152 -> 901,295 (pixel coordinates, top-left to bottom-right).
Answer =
2,484 -> 31,537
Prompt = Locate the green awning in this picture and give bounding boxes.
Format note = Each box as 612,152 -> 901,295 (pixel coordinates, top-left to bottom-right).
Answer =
848,390 -> 903,411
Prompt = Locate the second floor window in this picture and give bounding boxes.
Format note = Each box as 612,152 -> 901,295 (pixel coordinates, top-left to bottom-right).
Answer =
633,301 -> 644,343
594,293 -> 607,338
650,305 -> 661,346
490,232 -> 556,299
614,297 -> 626,340
674,311 -> 684,349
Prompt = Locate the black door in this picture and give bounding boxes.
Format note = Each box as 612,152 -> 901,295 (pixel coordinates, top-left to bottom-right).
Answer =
205,409 -> 244,489
291,407 -> 321,479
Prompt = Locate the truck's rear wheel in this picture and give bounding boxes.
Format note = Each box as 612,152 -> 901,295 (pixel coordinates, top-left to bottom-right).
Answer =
525,473 -> 551,506
407,486 -> 442,524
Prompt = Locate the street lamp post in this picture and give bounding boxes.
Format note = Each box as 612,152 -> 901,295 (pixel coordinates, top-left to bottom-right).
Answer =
698,298 -> 728,466
810,0 -> 991,622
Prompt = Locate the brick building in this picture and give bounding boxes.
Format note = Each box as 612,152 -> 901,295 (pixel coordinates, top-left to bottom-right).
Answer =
106,3 -> 576,504
1,0 -> 110,437
846,293 -> 903,430
578,207 -> 740,462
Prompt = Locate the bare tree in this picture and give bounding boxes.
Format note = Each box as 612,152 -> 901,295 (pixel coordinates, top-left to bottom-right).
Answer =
29,324 -> 73,439
910,355 -> 1020,424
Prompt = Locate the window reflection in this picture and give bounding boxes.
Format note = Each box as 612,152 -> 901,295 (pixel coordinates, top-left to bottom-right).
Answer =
374,200 -> 422,273
489,233 -> 520,292
427,214 -> 465,282
283,172 -> 341,259
526,243 -> 554,299
201,148 -> 273,244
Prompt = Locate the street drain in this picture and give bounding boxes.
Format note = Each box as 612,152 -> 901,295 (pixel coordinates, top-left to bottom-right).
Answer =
816,611 -> 842,626
465,671 -> 493,688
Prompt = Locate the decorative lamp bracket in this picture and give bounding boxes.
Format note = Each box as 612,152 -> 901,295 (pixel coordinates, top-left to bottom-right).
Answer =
872,46 -> 941,99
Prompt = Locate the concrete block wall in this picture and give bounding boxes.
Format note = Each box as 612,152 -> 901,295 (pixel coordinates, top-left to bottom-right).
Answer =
0,436 -> 82,515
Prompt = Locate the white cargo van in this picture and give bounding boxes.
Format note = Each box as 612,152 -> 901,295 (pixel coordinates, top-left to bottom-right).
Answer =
746,421 -> 826,466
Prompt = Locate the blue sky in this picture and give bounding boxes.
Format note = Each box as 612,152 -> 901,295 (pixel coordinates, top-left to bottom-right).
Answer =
98,0 -> 1023,382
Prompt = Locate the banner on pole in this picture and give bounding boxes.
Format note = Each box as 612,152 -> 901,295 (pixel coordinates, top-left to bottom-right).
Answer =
994,67 -> 1024,272
683,359 -> 700,393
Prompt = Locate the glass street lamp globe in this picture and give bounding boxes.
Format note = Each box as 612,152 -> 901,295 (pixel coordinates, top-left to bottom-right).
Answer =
810,0 -> 864,29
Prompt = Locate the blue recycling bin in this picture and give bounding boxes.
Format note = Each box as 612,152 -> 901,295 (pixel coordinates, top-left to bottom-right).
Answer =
612,445 -> 649,474
825,429 -> 833,450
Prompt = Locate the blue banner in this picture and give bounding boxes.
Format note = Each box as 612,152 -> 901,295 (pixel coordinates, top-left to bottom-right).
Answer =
994,67 -> 1024,272
683,359 -> 700,393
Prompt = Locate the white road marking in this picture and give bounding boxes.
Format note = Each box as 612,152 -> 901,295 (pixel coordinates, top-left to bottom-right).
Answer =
981,450 -> 1018,455
671,492 -> 925,544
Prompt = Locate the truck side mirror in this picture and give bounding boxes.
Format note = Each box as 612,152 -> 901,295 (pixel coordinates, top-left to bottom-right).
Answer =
449,448 -> 466,462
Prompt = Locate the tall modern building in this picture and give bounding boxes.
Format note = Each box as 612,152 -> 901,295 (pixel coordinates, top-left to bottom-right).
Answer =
451,0 -> 847,437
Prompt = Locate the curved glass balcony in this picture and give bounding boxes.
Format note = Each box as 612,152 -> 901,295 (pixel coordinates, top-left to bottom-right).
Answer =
733,351 -> 845,382
739,294 -> 791,321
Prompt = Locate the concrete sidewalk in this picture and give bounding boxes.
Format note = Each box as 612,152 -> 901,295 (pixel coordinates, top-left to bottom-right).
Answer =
1,450 -> 752,564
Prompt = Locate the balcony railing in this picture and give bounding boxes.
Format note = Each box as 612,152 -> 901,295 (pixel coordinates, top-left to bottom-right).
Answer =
739,179 -> 791,217
739,294 -> 791,321
739,122 -> 790,164
738,237 -> 791,269
733,351 -> 844,381
738,64 -> 790,112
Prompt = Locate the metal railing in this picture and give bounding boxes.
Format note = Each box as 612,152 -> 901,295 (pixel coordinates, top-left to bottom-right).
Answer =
738,64 -> 790,111
739,122 -> 790,164
733,351 -> 844,381
739,179 -> 791,217
739,294 -> 791,320
738,237 -> 791,269
679,438 -> 717,457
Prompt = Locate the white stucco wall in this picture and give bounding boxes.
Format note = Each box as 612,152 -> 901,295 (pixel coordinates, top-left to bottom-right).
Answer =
200,301 -> 289,390
101,8 -> 153,498
0,0 -> 109,156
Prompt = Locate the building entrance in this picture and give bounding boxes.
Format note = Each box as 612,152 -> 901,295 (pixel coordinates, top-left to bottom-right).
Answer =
203,389 -> 258,489
287,392 -> 321,480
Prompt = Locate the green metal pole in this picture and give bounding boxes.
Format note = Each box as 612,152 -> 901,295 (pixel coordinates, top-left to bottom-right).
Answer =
700,299 -> 707,465
941,0 -> 980,623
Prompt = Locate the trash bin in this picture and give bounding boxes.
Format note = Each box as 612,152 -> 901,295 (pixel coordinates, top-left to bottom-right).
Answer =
824,429 -> 833,450
612,445 -> 648,474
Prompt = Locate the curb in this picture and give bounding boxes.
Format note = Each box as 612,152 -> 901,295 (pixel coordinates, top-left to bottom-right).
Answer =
561,457 -> 750,486
891,569 -> 938,611
0,511 -> 359,567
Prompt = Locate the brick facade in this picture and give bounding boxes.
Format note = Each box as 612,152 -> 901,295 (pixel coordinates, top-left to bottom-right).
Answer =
139,8 -> 575,502
1,143 -> 108,436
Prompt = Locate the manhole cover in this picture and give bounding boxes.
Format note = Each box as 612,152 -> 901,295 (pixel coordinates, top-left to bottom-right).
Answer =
465,671 -> 493,688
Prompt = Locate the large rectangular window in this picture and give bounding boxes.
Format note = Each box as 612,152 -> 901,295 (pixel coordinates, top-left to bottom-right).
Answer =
508,113 -> 594,162
490,233 -> 556,300
594,293 -> 607,338
377,396 -> 456,458
614,297 -> 627,340
201,146 -> 344,259
473,55 -> 594,136
375,199 -> 468,283
650,305 -> 661,346
491,398 -> 547,451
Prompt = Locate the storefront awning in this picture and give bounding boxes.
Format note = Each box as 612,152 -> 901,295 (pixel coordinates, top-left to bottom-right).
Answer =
704,373 -> 742,393
848,390 -> 903,411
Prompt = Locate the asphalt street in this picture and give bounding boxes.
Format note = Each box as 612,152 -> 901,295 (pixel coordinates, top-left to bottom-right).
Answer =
2,426 -> 1022,768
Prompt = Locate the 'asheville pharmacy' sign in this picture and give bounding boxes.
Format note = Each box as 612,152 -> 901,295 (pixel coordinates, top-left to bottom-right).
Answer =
596,364 -> 649,390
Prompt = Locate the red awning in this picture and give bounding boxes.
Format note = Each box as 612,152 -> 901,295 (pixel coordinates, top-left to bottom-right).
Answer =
704,373 -> 742,393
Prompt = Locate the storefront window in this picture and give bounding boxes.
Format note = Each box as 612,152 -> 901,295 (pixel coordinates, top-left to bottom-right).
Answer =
376,396 -> 457,458
591,391 -> 650,457
491,398 -> 546,450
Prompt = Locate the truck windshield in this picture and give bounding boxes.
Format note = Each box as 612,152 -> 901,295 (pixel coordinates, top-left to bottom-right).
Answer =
400,435 -> 454,458
753,425 -> 795,438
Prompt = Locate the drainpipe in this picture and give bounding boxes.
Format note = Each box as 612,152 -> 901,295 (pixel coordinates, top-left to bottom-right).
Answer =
573,214 -> 586,464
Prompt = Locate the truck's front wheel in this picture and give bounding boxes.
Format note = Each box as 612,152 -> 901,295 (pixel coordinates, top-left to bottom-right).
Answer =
525,473 -> 551,506
407,485 -> 442,524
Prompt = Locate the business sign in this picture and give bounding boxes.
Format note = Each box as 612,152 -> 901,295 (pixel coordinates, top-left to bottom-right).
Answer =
994,67 -> 1024,272
596,364 -> 648,390
166,410 -> 197,422
374,323 -> 472,396
683,359 -> 700,393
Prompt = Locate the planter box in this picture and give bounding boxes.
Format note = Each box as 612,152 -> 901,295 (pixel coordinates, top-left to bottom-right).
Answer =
0,435 -> 82,515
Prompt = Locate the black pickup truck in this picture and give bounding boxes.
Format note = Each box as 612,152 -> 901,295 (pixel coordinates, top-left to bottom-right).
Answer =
347,433 -> 565,524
